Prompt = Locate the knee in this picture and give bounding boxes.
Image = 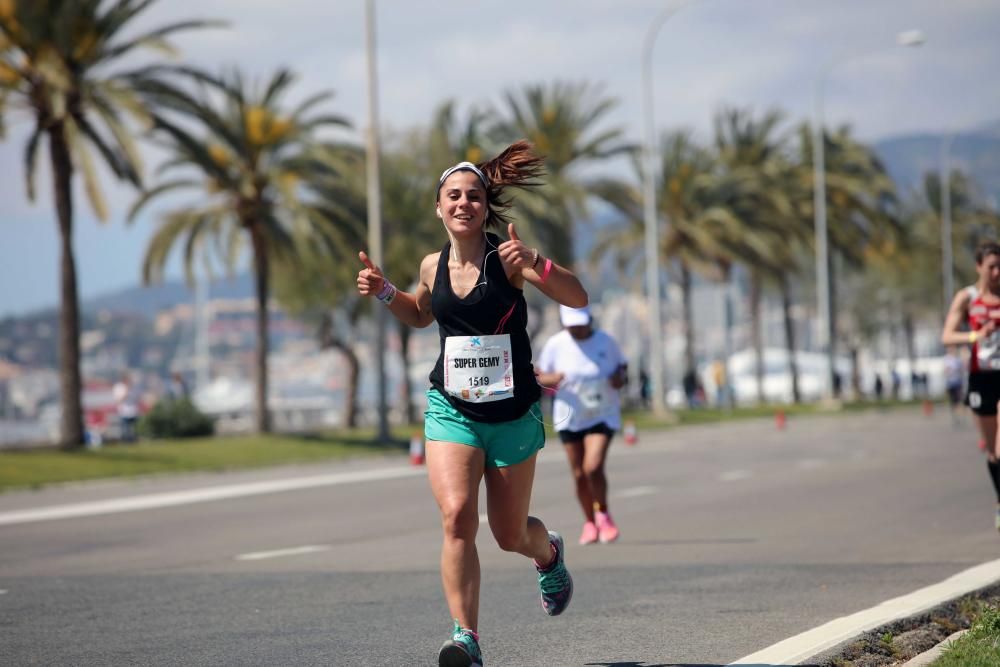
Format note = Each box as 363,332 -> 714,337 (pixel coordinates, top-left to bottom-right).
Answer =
440,502 -> 478,541
582,461 -> 604,481
570,466 -> 587,484
491,523 -> 528,553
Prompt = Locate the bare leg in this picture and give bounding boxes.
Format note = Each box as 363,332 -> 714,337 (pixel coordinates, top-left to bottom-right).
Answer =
581,431 -> 612,511
976,414 -> 998,463
426,441 -> 485,631
562,440 -> 594,522
484,453 -> 554,567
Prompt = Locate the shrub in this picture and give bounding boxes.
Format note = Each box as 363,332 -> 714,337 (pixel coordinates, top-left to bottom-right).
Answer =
138,398 -> 215,439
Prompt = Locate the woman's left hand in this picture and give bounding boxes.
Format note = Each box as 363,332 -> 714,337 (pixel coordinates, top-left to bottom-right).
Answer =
498,223 -> 535,269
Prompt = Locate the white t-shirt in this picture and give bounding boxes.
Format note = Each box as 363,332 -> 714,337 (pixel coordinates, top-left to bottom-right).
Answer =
536,329 -> 625,432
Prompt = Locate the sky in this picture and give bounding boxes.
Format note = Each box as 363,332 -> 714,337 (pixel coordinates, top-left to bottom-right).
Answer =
2,0 -> 999,317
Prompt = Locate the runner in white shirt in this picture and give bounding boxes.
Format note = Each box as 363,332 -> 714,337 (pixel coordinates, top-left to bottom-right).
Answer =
537,305 -> 627,545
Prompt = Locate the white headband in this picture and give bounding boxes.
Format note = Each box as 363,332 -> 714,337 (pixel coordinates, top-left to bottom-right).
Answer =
437,161 -> 489,190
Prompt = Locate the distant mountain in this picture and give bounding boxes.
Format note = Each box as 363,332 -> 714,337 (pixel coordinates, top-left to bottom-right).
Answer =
84,273 -> 255,319
873,130 -> 1000,202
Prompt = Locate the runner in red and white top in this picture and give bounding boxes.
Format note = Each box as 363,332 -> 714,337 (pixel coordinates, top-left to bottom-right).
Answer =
942,240 -> 1000,532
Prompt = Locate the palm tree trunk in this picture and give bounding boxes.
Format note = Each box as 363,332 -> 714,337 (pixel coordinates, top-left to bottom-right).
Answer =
681,261 -> 695,376
750,272 -> 765,404
780,274 -> 801,403
397,321 -> 416,424
319,313 -> 359,428
249,224 -> 271,433
49,123 -> 85,449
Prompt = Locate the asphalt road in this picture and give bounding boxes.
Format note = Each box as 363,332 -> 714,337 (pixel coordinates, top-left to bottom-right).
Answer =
1,408 -> 998,666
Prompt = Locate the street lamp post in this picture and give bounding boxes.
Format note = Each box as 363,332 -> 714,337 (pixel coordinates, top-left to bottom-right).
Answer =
812,29 -> 924,398
364,0 -> 390,442
641,1 -> 693,415
940,133 -> 955,316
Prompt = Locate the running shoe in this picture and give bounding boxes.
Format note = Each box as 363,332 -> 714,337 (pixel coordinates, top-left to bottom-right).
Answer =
535,531 -> 573,616
438,621 -> 482,667
579,520 -> 599,545
595,510 -> 620,544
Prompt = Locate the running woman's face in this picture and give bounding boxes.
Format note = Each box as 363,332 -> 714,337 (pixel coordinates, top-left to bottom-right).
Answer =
978,253 -> 1000,290
436,171 -> 487,235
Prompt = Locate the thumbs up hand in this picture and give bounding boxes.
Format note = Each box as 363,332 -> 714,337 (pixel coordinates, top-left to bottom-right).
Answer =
357,250 -> 385,297
499,223 -> 536,269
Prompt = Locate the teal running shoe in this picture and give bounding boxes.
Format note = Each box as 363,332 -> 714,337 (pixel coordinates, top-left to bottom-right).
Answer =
438,621 -> 483,667
535,530 -> 573,616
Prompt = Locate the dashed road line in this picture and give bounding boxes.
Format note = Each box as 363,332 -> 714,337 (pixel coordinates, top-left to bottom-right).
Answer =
236,545 -> 331,561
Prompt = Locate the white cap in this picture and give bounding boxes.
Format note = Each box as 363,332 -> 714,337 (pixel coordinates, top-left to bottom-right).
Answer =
559,305 -> 591,327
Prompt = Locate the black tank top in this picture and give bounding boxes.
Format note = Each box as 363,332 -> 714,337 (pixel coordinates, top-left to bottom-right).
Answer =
428,233 -> 541,423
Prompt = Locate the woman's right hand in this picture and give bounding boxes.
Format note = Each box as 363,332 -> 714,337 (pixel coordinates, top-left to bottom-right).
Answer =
357,251 -> 384,297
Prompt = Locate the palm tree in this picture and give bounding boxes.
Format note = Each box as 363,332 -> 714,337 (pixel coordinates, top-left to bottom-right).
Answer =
0,0 -> 216,448
796,123 -> 901,386
713,108 -> 810,403
591,131 -> 731,386
130,68 -> 351,433
493,81 -> 634,266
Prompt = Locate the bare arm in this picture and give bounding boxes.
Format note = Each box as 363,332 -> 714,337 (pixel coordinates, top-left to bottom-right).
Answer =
497,223 -> 588,308
357,251 -> 437,329
535,371 -> 564,389
609,364 -> 628,389
941,288 -> 974,346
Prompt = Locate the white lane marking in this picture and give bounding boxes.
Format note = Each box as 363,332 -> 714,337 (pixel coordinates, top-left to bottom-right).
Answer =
796,458 -> 828,470
719,470 -> 752,482
728,557 -> 1000,665
236,545 -> 330,561
0,589 -> 7,595
615,486 -> 658,499
0,466 -> 426,527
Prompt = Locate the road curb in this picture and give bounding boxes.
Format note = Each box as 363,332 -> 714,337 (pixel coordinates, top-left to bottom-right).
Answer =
900,629 -> 966,666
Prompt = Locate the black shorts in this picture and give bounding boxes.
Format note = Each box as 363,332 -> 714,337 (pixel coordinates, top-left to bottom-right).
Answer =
967,372 -> 1000,416
558,422 -> 615,444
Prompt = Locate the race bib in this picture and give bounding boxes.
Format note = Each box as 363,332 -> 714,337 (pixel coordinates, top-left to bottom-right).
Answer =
443,335 -> 515,403
576,376 -> 614,421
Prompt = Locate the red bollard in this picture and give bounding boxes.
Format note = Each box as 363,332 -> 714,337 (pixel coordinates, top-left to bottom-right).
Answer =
775,409 -> 786,431
922,399 -> 933,417
409,432 -> 425,466
623,420 -> 638,446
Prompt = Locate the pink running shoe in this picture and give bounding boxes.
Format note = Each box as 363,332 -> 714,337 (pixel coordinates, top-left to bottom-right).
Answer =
579,521 -> 599,545
595,511 -> 619,544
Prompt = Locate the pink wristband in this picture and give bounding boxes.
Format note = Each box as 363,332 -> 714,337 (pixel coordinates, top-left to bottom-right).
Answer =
539,257 -> 553,283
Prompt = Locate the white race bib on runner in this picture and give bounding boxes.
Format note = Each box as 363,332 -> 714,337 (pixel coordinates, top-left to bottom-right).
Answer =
575,377 -> 614,421
443,334 -> 515,403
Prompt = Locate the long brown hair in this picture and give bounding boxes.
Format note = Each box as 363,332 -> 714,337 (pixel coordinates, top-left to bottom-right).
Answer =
436,140 -> 545,230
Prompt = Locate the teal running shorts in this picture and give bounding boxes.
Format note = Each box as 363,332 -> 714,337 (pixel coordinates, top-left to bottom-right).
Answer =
424,389 -> 545,467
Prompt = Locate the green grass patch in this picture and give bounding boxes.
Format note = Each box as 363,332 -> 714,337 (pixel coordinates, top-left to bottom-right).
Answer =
936,605 -> 1000,666
0,428 -> 412,493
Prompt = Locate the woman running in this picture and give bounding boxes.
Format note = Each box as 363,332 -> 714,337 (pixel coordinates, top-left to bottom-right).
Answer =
941,240 -> 1000,531
357,141 -> 587,666
537,305 -> 627,545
